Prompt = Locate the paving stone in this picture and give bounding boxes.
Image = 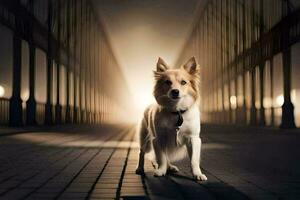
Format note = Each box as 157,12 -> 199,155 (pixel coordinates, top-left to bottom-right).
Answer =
91,192 -> 116,198
91,188 -> 117,194
94,183 -> 119,189
59,192 -> 88,198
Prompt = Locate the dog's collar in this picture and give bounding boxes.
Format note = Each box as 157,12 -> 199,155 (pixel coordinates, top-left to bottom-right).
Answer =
171,110 -> 187,115
172,110 -> 187,127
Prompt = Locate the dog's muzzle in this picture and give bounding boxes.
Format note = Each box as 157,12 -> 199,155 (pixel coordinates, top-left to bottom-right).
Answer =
170,89 -> 180,99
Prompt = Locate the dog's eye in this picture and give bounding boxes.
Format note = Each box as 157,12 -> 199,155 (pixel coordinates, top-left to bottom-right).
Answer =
165,80 -> 172,85
181,80 -> 187,85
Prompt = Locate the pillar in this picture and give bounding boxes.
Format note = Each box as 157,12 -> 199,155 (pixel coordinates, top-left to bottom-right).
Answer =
65,0 -> 71,123
26,43 -> 36,125
90,21 -> 95,124
73,0 -> 78,123
250,0 -> 256,125
93,26 -> 97,123
258,0 -> 265,126
226,0 -> 232,123
234,0 -> 238,124
242,1 -> 247,124
45,55 -> 53,125
259,62 -> 266,125
99,34 -> 103,124
220,0 -> 225,124
79,0 -> 84,124
45,0 -> 53,125
26,0 -> 36,125
95,30 -> 100,124
9,14 -> 23,126
250,68 -> 256,125
83,6 -> 89,124
55,62 -> 61,124
280,1 -> 296,128
86,11 -> 91,124
55,0 -> 62,124
280,47 -> 295,128
270,57 -> 275,126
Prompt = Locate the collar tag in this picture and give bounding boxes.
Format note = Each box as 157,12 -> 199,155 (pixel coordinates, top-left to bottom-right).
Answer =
175,111 -> 184,127
175,126 -> 181,146
174,111 -> 184,146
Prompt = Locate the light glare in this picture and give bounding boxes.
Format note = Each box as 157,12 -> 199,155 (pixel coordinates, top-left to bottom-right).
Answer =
276,95 -> 284,107
0,85 -> 5,97
230,96 -> 237,109
133,91 -> 155,116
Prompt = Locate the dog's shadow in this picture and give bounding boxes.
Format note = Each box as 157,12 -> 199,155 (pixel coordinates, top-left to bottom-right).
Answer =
140,171 -> 249,200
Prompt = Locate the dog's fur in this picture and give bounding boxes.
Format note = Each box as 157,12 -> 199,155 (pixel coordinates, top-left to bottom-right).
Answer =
135,57 -> 207,181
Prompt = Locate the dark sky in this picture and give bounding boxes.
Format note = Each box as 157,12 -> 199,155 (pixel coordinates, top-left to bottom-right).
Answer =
91,0 -> 205,111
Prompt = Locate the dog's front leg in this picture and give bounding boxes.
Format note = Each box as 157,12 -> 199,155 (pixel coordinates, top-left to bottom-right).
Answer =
135,150 -> 145,175
153,138 -> 167,176
187,137 -> 207,181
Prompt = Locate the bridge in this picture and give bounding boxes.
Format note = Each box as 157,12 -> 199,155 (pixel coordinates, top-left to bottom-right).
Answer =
0,0 -> 300,199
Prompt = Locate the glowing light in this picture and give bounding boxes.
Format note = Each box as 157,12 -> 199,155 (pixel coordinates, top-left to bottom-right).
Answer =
230,96 -> 237,109
21,90 -> 29,101
0,85 -> 5,97
276,95 -> 284,107
275,91 -> 297,107
291,89 -> 296,103
263,97 -> 272,108
133,91 -> 155,116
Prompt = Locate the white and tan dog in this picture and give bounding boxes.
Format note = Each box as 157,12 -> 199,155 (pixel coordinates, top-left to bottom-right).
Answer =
135,57 -> 207,181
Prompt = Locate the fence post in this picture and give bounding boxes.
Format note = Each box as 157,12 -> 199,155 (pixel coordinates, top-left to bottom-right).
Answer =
280,1 -> 296,129
45,0 -> 53,125
9,1 -> 23,126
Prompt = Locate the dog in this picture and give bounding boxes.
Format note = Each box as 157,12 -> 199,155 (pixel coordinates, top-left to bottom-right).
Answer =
135,56 -> 207,181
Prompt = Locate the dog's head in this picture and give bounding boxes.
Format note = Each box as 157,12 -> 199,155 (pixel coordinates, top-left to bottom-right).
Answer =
153,57 -> 200,111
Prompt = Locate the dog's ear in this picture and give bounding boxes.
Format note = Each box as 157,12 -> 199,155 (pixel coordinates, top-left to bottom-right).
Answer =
156,57 -> 169,72
153,70 -> 163,80
182,57 -> 199,75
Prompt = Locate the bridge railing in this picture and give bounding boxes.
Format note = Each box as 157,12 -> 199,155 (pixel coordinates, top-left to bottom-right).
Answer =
0,0 -> 133,127
176,0 -> 300,128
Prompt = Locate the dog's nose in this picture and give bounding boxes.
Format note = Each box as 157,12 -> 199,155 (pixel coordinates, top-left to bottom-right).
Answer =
171,89 -> 180,99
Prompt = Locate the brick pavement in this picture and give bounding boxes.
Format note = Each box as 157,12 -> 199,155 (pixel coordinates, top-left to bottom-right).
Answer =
0,124 -> 299,199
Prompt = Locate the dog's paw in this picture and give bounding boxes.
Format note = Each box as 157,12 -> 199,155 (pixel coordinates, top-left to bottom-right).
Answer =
168,164 -> 179,173
154,169 -> 166,177
135,168 -> 145,175
193,173 -> 207,181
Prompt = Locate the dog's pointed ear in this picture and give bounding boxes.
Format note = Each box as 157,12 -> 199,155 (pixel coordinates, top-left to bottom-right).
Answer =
153,70 -> 163,80
182,57 -> 199,75
156,57 -> 169,72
